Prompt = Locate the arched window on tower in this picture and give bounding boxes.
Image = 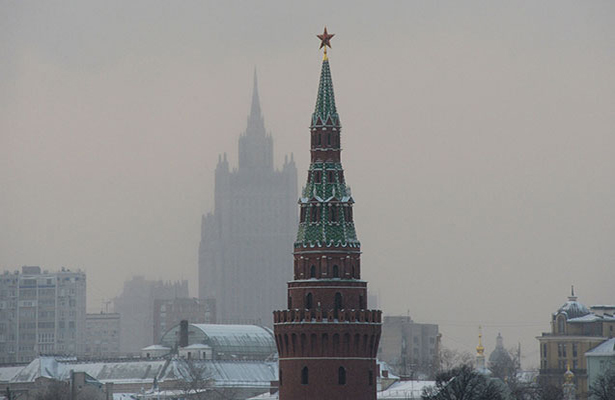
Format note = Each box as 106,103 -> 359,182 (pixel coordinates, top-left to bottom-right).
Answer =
306,293 -> 313,310
318,133 -> 322,146
301,366 -> 309,385
327,133 -> 331,145
338,366 -> 346,385
334,292 -> 343,318
333,265 -> 339,278
558,316 -> 566,334
310,265 -> 316,278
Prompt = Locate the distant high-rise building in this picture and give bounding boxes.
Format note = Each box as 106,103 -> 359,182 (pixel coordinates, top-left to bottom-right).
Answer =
378,315 -> 440,377
113,276 -> 188,354
0,266 -> 86,364
152,297 -> 215,343
198,71 -> 297,325
84,312 -> 120,358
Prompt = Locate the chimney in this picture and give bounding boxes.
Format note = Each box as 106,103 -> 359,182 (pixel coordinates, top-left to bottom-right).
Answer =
179,320 -> 189,348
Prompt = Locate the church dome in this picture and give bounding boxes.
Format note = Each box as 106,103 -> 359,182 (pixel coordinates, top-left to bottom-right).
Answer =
488,333 -> 512,367
555,287 -> 590,320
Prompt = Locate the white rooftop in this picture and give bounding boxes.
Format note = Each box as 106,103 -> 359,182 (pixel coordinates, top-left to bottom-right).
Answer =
586,338 -> 615,356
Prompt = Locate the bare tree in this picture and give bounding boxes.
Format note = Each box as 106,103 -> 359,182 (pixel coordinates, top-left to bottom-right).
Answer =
589,367 -> 615,400
176,359 -> 238,400
438,346 -> 474,372
422,364 -> 509,400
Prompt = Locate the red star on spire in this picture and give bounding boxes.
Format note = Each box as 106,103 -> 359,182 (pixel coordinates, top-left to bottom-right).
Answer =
317,27 -> 335,51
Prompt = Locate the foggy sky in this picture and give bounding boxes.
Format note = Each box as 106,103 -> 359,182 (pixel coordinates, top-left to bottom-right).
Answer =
1,1 -> 614,367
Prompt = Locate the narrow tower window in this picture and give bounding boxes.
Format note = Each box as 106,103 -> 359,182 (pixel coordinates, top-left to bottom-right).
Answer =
310,265 -> 316,278
301,366 -> 309,385
306,293 -> 313,310
338,366 -> 346,385
335,292 -> 343,310
333,265 -> 339,278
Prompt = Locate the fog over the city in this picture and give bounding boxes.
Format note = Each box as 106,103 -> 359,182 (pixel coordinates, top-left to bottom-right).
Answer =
1,1 -> 614,367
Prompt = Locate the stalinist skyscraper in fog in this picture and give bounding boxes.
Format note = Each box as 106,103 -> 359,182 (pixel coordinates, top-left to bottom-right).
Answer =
198,72 -> 297,325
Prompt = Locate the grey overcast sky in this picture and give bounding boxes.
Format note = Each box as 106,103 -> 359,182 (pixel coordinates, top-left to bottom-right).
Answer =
1,1 -> 614,367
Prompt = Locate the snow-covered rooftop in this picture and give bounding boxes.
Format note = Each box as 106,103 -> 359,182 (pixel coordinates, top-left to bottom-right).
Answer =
9,356 -> 278,388
586,338 -> 615,356
378,380 -> 435,399
160,323 -> 276,359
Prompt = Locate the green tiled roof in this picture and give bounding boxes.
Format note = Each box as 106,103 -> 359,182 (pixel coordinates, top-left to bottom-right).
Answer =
311,59 -> 340,128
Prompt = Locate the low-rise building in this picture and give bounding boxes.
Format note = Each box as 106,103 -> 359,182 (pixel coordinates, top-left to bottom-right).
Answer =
537,289 -> 615,398
153,297 -> 215,343
84,312 -> 121,358
159,322 -> 276,361
585,337 -> 615,395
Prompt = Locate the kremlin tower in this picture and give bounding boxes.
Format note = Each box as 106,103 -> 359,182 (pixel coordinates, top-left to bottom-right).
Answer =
273,28 -> 382,400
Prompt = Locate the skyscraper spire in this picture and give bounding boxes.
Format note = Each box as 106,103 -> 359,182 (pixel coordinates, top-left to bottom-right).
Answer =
238,69 -> 272,170
250,67 -> 262,120
245,67 -> 266,137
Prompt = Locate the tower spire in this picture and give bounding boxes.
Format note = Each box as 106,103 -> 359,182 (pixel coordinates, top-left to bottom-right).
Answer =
312,28 -> 340,128
250,67 -> 262,120
274,30 -> 381,400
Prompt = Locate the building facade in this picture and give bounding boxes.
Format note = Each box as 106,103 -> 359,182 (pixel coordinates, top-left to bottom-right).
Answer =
113,276 -> 189,354
585,337 -> 615,396
84,312 -> 120,358
0,266 -> 86,364
537,289 -> 615,398
153,297 -> 215,342
378,316 -> 439,378
273,33 -> 382,400
198,72 -> 297,325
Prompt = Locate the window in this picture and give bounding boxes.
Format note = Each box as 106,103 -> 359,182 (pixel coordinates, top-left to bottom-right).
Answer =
333,265 -> 339,278
327,133 -> 331,145
310,266 -> 316,278
338,366 -> 346,385
306,293 -> 313,310
288,296 -> 292,309
558,316 -> 565,333
359,295 -> 365,310
572,343 -> 578,357
562,343 -> 567,357
334,293 -> 343,310
301,367 -> 309,385
330,206 -> 337,222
